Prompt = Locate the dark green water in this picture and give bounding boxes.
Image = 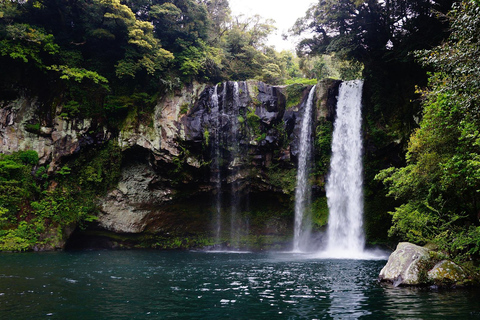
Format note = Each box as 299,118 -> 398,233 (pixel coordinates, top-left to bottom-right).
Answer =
1,251 -> 479,319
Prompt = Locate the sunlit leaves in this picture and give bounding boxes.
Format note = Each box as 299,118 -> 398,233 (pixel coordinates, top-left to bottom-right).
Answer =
92,0 -> 174,79
47,65 -> 108,85
0,23 -> 59,65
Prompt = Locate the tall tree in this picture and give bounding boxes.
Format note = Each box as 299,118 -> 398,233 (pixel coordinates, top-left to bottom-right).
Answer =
378,0 -> 480,260
292,0 -> 455,130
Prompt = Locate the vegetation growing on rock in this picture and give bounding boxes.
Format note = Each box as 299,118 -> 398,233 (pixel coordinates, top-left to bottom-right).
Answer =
1,0 -> 480,273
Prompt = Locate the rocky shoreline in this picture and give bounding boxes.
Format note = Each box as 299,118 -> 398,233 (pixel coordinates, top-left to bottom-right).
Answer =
379,242 -> 479,287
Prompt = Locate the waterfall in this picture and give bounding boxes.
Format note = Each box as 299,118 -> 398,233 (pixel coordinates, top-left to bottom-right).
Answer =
293,85 -> 316,252
324,80 -> 365,257
230,82 -> 241,248
210,81 -> 247,250
212,84 -> 222,245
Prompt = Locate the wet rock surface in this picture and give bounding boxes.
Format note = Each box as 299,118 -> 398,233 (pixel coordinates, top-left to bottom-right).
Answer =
379,242 -> 431,286
1,80 -> 339,249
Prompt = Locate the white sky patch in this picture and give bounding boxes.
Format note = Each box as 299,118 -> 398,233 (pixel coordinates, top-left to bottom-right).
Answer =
228,0 -> 316,52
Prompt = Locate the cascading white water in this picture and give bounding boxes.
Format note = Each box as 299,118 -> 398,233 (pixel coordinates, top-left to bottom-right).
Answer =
230,82 -> 241,248
293,85 -> 316,252
324,80 -> 365,257
212,84 -> 222,244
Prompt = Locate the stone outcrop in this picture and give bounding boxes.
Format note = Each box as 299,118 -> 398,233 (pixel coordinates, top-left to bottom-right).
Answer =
379,242 -> 431,286
96,81 -> 323,236
427,260 -> 467,285
379,242 -> 473,287
0,80 -> 340,249
118,82 -> 208,164
0,96 -> 110,170
97,161 -> 174,233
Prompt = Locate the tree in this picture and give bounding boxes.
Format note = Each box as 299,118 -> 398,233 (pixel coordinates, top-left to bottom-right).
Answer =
377,0 -> 480,261
292,0 -> 455,132
221,14 -> 277,80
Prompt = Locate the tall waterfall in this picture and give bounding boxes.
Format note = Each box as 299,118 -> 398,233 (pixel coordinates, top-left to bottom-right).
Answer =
324,80 -> 365,257
212,84 -> 222,245
293,85 -> 316,252
210,81 -> 247,250
230,82 -> 241,248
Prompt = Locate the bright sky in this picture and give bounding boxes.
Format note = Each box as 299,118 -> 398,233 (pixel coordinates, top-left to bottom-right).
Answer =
228,0 -> 316,52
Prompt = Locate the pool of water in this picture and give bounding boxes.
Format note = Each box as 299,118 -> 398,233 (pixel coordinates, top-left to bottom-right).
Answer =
1,250 -> 479,319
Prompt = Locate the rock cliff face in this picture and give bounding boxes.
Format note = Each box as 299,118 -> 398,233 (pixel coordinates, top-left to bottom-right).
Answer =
0,80 -> 341,250
0,96 -> 110,171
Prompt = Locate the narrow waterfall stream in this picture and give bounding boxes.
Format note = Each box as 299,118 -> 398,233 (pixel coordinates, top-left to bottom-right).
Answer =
293,85 -> 316,252
324,80 -> 365,258
211,84 -> 222,245
211,81 -> 246,250
230,82 -> 241,248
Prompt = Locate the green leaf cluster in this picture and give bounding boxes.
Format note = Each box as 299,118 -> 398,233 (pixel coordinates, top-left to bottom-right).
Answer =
0,0 -> 308,123
0,143 -> 122,252
377,1 -> 480,262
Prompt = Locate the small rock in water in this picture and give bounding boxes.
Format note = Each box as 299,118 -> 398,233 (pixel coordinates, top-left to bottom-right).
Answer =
428,260 -> 466,286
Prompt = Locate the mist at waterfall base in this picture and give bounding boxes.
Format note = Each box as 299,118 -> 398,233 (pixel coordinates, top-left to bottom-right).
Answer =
2,251 -> 480,319
293,80 -> 387,259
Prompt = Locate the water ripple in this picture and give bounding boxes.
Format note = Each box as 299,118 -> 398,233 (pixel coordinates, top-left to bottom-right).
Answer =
0,251 -> 479,319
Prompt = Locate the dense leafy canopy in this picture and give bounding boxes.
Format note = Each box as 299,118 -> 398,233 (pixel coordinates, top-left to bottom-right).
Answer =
293,0 -> 455,138
0,0 -> 303,120
377,0 -> 480,261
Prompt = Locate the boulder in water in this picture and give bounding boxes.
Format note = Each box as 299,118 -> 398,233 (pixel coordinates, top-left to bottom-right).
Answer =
379,242 -> 430,286
428,260 -> 467,286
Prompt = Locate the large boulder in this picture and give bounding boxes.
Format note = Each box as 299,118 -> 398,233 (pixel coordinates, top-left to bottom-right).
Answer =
379,242 -> 431,286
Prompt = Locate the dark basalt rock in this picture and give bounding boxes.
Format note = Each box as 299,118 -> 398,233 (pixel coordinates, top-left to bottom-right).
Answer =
256,82 -> 286,126
1,79 -> 343,251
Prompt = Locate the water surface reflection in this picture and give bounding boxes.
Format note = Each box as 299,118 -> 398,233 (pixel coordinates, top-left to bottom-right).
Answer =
1,251 -> 479,319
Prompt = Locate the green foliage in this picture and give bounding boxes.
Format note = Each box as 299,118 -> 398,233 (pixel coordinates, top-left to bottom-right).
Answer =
285,84 -> 306,109
377,1 -> 480,262
203,128 -> 210,146
179,103 -> 190,115
314,119 -> 333,177
297,55 -> 344,80
47,65 -> 109,87
0,151 -> 39,216
57,166 -> 71,176
260,63 -> 283,84
60,101 -> 81,118
284,78 -> 318,86
246,109 -> 261,136
266,167 -> 296,194
0,23 -> 59,65
0,226 -> 35,252
71,142 -> 123,193
18,150 -> 39,165
311,197 -> 329,229
24,123 -> 40,134
0,143 -> 121,252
